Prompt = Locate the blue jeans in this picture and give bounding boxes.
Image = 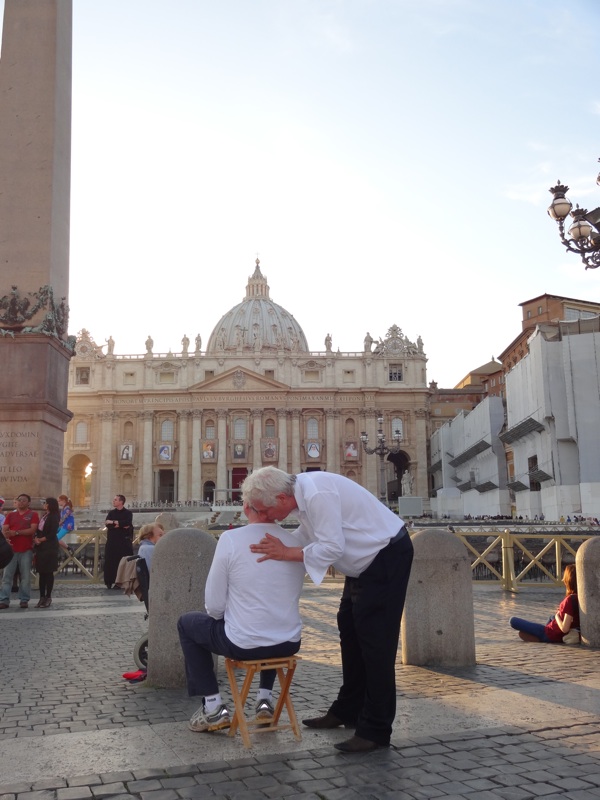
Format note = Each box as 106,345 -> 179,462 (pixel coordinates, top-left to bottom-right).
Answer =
0,550 -> 33,604
510,616 -> 552,642
177,612 -> 300,697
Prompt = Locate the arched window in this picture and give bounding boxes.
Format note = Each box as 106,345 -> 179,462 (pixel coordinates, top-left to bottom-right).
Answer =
344,418 -> 356,436
264,418 -> 276,437
124,421 -> 133,439
307,417 -> 319,438
233,417 -> 247,439
161,419 -> 174,441
391,417 -> 403,439
74,421 -> 88,444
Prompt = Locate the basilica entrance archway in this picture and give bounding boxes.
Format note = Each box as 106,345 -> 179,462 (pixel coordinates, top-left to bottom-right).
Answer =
65,454 -> 92,508
158,469 -> 174,502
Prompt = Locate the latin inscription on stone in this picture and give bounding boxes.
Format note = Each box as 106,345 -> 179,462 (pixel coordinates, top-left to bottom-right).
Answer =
0,427 -> 64,499
0,431 -> 40,492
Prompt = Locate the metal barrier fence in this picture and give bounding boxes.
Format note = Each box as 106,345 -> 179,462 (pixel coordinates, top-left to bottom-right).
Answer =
50,525 -> 597,590
55,530 -> 107,583
451,527 -> 595,591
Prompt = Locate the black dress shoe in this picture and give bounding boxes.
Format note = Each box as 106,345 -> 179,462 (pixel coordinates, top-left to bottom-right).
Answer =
334,735 -> 387,753
303,711 -> 353,729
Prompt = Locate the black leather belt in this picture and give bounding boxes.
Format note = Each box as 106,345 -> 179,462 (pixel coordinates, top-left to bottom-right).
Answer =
389,525 -> 407,545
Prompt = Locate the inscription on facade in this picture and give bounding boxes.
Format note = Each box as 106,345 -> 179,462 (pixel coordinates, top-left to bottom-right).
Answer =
104,394 -> 339,404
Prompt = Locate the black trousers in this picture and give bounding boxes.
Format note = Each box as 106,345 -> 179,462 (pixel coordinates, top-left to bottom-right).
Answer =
329,529 -> 413,745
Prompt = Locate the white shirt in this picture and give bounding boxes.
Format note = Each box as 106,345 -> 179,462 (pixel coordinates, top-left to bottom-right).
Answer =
205,523 -> 305,649
292,472 -> 405,584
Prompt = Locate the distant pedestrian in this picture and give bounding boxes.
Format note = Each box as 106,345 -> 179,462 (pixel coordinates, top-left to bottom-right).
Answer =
33,498 -> 60,608
0,494 -> 39,609
57,494 -> 75,554
104,495 -> 134,589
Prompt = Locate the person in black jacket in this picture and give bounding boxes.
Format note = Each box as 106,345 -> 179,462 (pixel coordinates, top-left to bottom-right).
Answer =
33,497 -> 60,608
103,494 -> 134,589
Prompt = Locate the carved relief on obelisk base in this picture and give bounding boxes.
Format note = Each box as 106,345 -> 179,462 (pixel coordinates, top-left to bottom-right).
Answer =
0,0 -> 74,501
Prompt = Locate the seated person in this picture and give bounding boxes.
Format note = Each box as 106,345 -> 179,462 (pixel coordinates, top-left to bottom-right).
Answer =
135,523 -> 165,572
510,564 -> 579,643
177,505 -> 305,732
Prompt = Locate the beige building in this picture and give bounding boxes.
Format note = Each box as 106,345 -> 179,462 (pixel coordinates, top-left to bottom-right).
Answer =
64,261 -> 429,509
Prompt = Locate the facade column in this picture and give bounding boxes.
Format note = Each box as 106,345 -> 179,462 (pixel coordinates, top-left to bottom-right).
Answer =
414,407 -> 428,499
139,410 -> 154,502
361,409 -> 379,497
277,408 -> 288,472
252,409 -> 262,471
325,409 -> 336,473
98,412 -> 116,506
217,409 -> 228,501
290,409 -> 301,475
178,410 -> 190,501
191,410 -> 202,502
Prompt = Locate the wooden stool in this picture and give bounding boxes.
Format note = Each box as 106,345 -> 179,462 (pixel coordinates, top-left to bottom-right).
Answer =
224,655 -> 301,749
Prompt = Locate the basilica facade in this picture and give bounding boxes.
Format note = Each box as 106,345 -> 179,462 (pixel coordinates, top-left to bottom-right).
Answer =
63,261 -> 429,509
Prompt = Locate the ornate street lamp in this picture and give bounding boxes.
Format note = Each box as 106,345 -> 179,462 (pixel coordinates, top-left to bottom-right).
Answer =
548,159 -> 600,270
360,416 -> 402,505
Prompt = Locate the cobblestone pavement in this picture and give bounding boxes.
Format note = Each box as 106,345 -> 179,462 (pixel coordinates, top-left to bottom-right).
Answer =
1,582 -> 600,799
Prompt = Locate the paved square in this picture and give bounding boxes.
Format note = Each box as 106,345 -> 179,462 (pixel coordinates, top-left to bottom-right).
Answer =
1,581 -> 600,799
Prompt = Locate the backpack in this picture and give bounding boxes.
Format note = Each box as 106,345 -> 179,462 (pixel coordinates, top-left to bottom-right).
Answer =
0,533 -> 13,569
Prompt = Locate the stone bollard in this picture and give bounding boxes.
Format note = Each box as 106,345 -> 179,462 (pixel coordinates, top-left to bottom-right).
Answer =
401,528 -> 476,666
146,527 -> 217,688
154,511 -> 178,532
575,538 -> 600,647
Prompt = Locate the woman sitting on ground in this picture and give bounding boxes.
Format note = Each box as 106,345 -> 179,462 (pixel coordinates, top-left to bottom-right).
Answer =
135,523 -> 165,571
510,564 -> 579,643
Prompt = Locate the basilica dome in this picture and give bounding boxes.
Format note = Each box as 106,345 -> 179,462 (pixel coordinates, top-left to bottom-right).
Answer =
206,260 -> 309,354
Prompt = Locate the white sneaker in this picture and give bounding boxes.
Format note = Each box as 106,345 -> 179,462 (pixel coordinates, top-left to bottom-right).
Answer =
188,703 -> 230,732
255,698 -> 275,721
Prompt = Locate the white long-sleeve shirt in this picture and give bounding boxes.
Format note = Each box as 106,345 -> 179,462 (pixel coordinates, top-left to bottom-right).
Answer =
292,472 -> 406,585
205,523 -> 305,649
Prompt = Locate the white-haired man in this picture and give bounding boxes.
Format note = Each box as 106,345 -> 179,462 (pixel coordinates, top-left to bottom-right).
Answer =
244,466 -> 413,754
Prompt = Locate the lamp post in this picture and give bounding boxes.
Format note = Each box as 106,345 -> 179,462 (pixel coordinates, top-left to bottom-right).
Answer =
360,416 -> 402,505
548,159 -> 600,270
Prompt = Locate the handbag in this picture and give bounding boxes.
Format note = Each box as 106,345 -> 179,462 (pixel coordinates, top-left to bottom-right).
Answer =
0,533 -> 13,569
562,628 -> 580,645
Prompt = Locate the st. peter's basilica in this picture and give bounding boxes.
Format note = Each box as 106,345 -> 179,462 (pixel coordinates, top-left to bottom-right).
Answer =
64,261 -> 429,509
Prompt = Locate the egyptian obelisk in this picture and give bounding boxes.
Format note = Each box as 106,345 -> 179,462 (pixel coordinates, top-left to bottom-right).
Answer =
0,0 -> 73,501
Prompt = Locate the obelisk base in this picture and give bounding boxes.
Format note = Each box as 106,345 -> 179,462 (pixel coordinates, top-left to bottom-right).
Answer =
0,335 -> 72,501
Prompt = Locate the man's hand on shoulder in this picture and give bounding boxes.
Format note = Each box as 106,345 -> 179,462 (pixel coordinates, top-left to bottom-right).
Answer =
250,533 -> 304,563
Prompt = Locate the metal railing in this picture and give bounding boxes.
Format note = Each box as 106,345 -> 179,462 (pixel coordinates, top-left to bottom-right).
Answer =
50,525 -> 597,589
451,527 -> 595,591
55,530 -> 107,583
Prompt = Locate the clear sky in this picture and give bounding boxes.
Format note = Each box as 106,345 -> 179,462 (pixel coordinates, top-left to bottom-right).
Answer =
17,1 -> 600,386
